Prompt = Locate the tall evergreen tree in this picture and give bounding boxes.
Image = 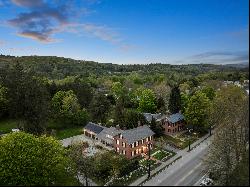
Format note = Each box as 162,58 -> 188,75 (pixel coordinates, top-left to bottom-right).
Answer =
89,93 -> 111,123
168,86 -> 181,114
2,62 -> 50,134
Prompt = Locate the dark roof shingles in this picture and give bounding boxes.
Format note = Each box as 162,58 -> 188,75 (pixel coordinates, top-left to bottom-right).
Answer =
84,122 -> 104,134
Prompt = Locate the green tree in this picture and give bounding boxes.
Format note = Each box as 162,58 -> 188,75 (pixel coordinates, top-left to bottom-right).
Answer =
52,90 -> 89,127
113,97 -> 125,126
122,109 -> 147,129
68,141 -> 93,186
184,91 -> 210,131
201,86 -> 216,100
205,86 -> 249,186
168,86 -> 181,114
111,82 -> 126,99
149,118 -> 164,137
180,93 -> 189,114
0,132 -> 71,185
89,93 -> 111,123
156,97 -> 166,113
0,85 -> 8,118
2,63 -> 50,134
137,89 -> 157,113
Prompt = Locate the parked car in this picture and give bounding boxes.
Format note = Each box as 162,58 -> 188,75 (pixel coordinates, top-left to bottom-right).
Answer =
12,128 -> 20,132
200,177 -> 213,186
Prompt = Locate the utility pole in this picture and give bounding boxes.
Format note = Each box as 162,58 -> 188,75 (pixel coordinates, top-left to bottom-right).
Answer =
188,129 -> 192,151
147,143 -> 151,178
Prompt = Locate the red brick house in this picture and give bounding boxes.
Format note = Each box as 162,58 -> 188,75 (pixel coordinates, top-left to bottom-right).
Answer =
113,125 -> 155,159
162,113 -> 185,135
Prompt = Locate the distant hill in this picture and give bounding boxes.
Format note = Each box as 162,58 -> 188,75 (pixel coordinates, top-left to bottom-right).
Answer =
224,61 -> 249,68
0,55 -> 248,80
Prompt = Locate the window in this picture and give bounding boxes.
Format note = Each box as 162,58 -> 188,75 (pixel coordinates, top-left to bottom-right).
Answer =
136,149 -> 139,154
146,137 -> 149,142
136,141 -> 138,146
142,139 -> 144,144
168,129 -> 170,132
131,151 -> 134,157
119,134 -> 123,139
122,150 -> 126,155
122,142 -> 126,148
117,147 -> 119,153
116,139 -> 119,145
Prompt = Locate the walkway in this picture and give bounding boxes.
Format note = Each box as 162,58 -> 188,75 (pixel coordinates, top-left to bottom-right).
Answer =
129,132 -> 212,186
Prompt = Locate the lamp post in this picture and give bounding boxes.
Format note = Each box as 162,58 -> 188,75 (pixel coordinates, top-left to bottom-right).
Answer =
147,143 -> 151,179
188,128 -> 193,151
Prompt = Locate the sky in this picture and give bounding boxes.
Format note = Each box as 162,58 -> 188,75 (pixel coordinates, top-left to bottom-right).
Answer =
0,0 -> 249,65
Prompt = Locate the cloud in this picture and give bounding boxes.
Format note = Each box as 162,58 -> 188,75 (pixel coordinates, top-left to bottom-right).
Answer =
81,24 -> 122,43
7,1 -> 70,43
176,51 -> 249,65
11,0 -> 44,8
6,0 -> 133,50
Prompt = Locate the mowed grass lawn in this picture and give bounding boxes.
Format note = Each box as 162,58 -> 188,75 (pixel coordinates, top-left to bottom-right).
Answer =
0,119 -> 18,133
0,119 -> 83,140
54,127 -> 83,140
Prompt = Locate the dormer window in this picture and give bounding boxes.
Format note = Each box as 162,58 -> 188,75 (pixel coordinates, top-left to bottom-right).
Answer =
119,134 -> 123,139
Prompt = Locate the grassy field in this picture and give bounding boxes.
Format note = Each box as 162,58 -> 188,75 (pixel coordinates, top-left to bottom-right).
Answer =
54,127 -> 83,140
0,119 -> 18,133
0,118 -> 83,139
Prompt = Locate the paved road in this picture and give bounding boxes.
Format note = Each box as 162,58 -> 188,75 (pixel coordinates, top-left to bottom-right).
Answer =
143,137 -> 211,186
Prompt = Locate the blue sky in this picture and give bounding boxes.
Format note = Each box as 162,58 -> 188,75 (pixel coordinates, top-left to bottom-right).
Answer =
0,0 -> 249,64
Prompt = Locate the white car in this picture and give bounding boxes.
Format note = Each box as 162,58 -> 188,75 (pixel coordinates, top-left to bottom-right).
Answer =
200,178 -> 213,186
12,128 -> 20,132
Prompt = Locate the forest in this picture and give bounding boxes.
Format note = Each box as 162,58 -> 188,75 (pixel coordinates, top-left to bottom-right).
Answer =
0,55 -> 249,186
0,55 -> 249,136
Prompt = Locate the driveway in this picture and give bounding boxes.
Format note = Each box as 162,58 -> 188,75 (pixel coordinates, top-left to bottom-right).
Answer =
60,134 -> 112,148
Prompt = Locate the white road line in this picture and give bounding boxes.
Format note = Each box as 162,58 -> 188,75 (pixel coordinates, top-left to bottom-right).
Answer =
174,162 -> 202,186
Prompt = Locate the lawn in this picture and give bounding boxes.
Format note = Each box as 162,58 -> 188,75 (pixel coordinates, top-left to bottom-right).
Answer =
0,119 -> 18,133
150,147 -> 175,161
46,120 -> 84,140
54,127 -> 83,140
139,158 -> 157,167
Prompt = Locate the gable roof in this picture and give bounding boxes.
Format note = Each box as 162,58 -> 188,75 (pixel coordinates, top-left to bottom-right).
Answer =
84,122 -> 104,134
143,113 -> 162,122
119,125 -> 155,144
96,127 -> 120,144
167,113 -> 184,123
